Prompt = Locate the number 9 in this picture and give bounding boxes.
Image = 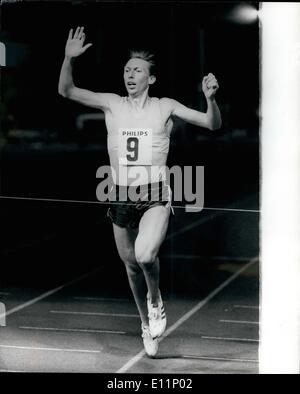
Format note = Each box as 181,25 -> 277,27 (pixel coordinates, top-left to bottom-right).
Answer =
126,137 -> 139,162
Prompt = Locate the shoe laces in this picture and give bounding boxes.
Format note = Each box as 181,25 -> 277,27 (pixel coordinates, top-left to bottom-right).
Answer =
141,325 -> 151,338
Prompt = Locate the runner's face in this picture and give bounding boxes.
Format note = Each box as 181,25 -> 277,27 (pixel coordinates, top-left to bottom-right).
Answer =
124,58 -> 153,97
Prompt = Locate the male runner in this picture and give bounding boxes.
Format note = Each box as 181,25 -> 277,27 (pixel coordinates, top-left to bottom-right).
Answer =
58,26 -> 221,357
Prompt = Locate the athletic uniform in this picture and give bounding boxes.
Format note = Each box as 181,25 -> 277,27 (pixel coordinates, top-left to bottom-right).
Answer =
105,95 -> 173,228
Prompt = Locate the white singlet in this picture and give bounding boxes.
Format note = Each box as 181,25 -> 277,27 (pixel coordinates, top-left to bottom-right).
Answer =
105,96 -> 173,186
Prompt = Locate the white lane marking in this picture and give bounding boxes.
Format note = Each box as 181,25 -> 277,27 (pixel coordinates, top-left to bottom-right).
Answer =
181,355 -> 258,363
74,296 -> 131,302
50,310 -> 139,318
19,326 -> 126,335
234,305 -> 260,309
0,292 -> 10,296
117,257 -> 258,373
0,268 -> 101,321
201,336 -> 259,343
220,320 -> 259,325
0,344 -> 101,353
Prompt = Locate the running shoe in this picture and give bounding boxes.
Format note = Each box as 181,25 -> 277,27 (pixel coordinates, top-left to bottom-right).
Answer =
147,290 -> 167,338
141,324 -> 158,357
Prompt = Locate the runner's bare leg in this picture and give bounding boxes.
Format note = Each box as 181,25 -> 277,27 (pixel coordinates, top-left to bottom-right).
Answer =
135,205 -> 170,306
112,224 -> 148,325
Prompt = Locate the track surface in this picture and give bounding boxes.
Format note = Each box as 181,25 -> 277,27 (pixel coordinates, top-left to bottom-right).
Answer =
0,194 -> 259,373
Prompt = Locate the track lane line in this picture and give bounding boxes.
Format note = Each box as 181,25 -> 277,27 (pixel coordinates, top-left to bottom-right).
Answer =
220,319 -> 259,325
0,344 -> 101,353
19,326 -> 126,334
181,355 -> 258,363
74,296 -> 131,302
201,335 -> 259,343
50,310 -> 139,318
0,267 -> 102,320
117,257 -> 258,373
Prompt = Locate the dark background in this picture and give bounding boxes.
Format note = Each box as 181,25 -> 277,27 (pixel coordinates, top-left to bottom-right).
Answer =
0,1 -> 259,293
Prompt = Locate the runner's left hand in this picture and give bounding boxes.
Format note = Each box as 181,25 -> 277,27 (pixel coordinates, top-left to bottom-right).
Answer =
202,73 -> 219,100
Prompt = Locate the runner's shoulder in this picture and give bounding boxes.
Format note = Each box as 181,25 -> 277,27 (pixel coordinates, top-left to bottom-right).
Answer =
105,93 -> 123,111
159,97 -> 176,116
106,93 -> 122,104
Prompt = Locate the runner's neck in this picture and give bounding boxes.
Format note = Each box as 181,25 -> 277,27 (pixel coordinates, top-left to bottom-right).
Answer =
128,88 -> 150,109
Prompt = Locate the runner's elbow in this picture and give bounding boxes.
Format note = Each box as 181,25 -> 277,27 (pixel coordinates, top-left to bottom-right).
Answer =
58,88 -> 66,97
208,119 -> 222,131
58,88 -> 70,98
58,85 -> 74,98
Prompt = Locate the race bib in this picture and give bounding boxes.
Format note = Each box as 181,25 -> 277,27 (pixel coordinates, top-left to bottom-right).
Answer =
118,128 -> 152,165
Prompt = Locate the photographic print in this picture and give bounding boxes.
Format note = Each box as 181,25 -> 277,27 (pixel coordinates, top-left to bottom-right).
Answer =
1,0 -> 263,377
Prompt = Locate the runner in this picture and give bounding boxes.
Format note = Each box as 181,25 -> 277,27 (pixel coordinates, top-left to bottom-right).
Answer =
58,26 -> 221,357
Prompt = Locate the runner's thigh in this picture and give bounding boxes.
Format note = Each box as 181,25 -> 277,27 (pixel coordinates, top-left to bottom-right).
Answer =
113,223 -> 138,263
135,205 -> 170,260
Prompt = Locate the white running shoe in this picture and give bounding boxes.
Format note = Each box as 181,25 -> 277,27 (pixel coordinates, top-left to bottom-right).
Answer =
147,290 -> 167,338
141,324 -> 158,357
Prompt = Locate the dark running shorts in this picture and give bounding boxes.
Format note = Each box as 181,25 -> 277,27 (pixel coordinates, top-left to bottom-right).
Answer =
107,181 -> 172,229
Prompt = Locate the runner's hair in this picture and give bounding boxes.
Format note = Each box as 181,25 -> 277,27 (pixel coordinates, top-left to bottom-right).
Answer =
129,49 -> 156,76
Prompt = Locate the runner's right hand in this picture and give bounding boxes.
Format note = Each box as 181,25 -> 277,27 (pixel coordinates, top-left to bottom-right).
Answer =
65,26 -> 92,58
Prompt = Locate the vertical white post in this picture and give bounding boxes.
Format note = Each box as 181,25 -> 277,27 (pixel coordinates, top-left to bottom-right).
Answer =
0,42 -> 6,67
0,302 -> 6,326
260,2 -> 300,373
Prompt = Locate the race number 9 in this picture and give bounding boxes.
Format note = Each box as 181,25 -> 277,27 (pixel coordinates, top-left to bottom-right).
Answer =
119,129 -> 152,165
126,137 -> 139,162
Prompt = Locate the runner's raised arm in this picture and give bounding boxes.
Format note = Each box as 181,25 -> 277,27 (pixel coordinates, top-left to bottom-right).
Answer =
58,26 -> 117,112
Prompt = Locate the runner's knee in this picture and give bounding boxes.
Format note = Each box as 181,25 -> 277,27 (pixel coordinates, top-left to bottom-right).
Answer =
125,261 -> 141,276
118,250 -> 139,271
135,244 -> 157,266
123,258 -> 142,277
